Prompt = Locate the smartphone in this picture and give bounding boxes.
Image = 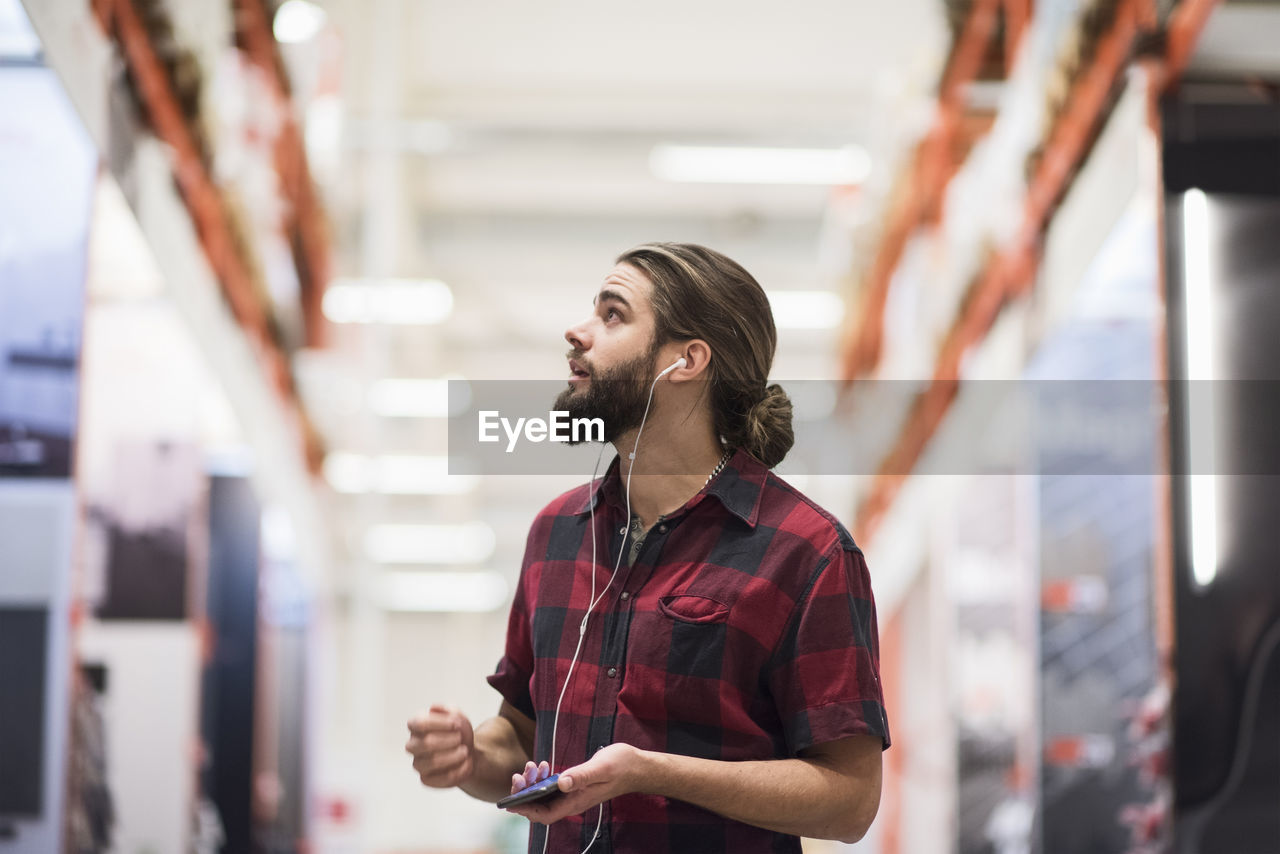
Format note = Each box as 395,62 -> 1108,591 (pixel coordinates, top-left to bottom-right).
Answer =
496,773 -> 561,809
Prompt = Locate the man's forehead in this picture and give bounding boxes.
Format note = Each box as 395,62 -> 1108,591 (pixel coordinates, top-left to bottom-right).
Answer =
594,262 -> 652,304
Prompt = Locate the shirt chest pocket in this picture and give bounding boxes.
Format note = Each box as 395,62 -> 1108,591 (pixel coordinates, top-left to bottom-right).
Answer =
658,593 -> 731,624
627,593 -> 734,687
620,593 -> 743,753
619,588 -> 780,758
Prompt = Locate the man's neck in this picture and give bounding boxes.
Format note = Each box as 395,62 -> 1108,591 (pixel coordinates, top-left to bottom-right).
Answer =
611,424 -> 725,530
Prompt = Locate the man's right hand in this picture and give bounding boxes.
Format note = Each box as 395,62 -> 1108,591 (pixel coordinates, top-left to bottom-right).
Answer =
406,704 -> 476,788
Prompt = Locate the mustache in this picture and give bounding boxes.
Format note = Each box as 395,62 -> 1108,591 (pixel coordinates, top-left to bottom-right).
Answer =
566,349 -> 593,373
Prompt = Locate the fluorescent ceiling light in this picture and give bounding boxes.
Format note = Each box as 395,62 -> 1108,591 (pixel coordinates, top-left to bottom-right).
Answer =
1189,474 -> 1218,587
273,0 -> 327,44
261,505 -> 297,561
376,570 -> 509,613
324,453 -> 478,495
323,278 -> 453,325
304,95 -> 342,166
368,378 -> 450,418
1183,190 -> 1213,384
0,0 -> 41,60
650,145 -> 871,186
767,291 -> 845,330
364,522 -> 495,565
1182,188 -> 1219,588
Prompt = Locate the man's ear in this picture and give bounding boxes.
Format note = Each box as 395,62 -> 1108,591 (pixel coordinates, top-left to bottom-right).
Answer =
672,340 -> 712,380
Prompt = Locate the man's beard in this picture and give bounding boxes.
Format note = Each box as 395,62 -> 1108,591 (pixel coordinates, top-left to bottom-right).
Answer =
553,343 -> 659,444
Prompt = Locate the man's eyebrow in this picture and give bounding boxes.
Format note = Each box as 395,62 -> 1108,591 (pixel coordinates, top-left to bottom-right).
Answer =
593,289 -> 632,310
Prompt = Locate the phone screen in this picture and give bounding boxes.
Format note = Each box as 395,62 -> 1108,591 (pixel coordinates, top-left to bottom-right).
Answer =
496,773 -> 562,809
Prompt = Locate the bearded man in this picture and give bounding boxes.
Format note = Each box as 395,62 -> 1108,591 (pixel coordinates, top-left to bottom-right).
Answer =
406,243 -> 890,853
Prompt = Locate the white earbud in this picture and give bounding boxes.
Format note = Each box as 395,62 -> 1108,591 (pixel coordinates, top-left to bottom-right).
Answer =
655,357 -> 687,379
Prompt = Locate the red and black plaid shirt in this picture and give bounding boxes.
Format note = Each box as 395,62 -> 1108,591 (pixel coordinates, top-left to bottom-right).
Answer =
488,448 -> 890,853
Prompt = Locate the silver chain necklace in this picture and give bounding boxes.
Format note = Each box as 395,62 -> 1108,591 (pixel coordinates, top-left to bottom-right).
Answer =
704,448 -> 731,489
625,450 -> 733,554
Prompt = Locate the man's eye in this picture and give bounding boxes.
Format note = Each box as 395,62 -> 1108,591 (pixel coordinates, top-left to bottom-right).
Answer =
605,308 -> 621,322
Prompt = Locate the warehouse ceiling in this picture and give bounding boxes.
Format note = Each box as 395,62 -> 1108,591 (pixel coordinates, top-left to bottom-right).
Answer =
309,0 -> 947,369
290,0 -> 951,580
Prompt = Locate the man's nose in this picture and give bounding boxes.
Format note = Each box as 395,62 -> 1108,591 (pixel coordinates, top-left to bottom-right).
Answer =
565,319 -> 591,352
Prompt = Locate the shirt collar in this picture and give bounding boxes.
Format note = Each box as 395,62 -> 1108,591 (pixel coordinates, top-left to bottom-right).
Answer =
574,447 -> 766,527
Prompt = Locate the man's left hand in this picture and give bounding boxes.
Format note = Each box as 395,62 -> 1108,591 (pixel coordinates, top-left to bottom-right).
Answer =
504,743 -> 646,824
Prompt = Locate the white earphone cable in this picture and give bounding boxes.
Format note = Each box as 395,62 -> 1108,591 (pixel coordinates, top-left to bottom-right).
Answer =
541,367 -> 669,854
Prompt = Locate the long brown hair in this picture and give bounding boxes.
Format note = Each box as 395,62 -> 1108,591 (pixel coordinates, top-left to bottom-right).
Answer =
617,242 -> 794,468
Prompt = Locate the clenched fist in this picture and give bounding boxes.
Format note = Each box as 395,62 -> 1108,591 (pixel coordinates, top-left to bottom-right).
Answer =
406,704 -> 476,788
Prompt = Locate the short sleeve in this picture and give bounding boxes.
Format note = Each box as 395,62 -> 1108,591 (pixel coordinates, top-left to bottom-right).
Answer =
486,529 -> 539,721
766,545 -> 891,754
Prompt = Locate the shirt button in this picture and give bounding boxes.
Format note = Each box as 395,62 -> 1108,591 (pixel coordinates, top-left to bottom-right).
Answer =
620,591 -> 630,601
607,667 -> 618,678
658,524 -> 668,533
619,526 -> 627,534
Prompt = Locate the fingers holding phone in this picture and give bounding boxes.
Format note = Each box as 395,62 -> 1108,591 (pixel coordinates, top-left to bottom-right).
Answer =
511,759 -> 551,794
405,704 -> 476,788
498,760 -> 561,810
